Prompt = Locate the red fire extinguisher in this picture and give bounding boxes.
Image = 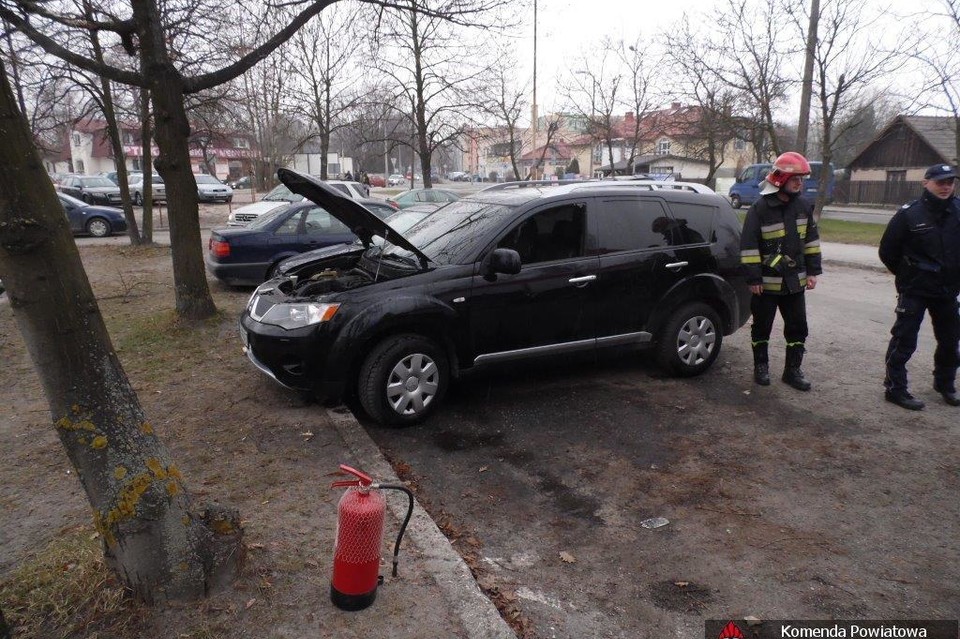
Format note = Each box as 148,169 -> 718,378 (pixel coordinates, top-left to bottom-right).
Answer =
330,464 -> 414,611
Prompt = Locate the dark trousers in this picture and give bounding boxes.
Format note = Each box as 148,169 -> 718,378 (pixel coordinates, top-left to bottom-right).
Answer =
750,292 -> 809,367
884,293 -> 960,392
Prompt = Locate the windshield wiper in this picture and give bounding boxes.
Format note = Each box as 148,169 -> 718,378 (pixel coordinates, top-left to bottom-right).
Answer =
380,251 -> 420,268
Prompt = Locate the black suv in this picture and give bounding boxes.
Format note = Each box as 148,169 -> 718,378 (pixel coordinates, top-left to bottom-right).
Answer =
240,170 -> 751,425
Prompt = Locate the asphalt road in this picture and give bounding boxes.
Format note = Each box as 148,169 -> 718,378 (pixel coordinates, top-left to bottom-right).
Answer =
360,265 -> 955,637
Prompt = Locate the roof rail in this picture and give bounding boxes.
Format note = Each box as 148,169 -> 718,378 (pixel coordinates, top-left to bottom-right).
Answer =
574,179 -> 716,194
478,179 -> 587,192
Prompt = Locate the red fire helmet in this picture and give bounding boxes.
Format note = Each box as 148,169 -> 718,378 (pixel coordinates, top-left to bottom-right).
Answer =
765,151 -> 812,189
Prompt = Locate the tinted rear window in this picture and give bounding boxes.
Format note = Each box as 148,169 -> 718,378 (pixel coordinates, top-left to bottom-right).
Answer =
592,197 -> 671,253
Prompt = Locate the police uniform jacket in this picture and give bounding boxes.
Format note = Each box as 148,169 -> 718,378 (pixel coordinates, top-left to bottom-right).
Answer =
740,193 -> 822,295
878,191 -> 960,298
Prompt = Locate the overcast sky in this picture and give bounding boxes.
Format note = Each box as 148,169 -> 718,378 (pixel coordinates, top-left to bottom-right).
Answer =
509,0 -> 937,123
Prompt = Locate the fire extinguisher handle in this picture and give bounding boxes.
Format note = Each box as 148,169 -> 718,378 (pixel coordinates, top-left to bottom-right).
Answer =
335,464 -> 374,487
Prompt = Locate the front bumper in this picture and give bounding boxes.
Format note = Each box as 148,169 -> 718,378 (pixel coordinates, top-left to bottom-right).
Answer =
238,311 -> 347,399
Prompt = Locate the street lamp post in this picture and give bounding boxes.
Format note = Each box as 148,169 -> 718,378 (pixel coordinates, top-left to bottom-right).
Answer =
531,0 -> 538,180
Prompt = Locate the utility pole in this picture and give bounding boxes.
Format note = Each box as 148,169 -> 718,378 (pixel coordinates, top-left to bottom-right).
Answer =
796,0 -> 819,154
530,0 -> 538,180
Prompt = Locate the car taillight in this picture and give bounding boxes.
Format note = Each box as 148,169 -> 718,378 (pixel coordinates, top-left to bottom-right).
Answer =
210,238 -> 230,258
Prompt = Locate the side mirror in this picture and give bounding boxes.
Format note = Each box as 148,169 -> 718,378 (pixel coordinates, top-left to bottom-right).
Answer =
483,248 -> 521,279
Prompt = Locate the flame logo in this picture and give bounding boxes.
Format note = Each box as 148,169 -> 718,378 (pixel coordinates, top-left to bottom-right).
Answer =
718,621 -> 745,639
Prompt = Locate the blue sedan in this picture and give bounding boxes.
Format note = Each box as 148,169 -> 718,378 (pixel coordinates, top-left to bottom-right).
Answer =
205,201 -> 359,286
59,193 -> 128,237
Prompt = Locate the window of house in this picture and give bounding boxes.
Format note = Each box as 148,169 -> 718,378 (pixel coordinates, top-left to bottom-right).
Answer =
72,133 -> 81,147
233,138 -> 249,149
656,139 -> 671,155
75,160 -> 85,174
886,170 -> 906,183
734,138 -> 746,151
123,131 -> 136,145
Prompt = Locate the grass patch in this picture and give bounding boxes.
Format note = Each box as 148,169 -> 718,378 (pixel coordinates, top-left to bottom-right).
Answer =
816,218 -> 884,246
0,526 -> 141,639
734,212 -> 884,246
109,308 -> 233,384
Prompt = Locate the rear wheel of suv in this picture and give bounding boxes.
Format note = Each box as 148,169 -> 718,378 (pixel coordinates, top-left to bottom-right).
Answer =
358,335 -> 449,426
656,302 -> 723,377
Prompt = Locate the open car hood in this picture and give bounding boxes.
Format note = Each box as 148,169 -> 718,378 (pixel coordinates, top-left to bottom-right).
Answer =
277,169 -> 430,267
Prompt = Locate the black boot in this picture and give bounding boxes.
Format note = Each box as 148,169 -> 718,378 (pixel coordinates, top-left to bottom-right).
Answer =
783,344 -> 811,391
782,367 -> 812,391
752,342 -> 770,386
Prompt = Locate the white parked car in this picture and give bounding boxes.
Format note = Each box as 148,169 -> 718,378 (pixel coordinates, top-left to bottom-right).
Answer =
226,179 -> 367,226
195,174 -> 234,203
388,174 -> 406,186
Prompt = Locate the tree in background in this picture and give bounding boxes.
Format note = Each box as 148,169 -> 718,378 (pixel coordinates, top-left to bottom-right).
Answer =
710,0 -> 791,159
482,47 -> 528,180
788,0 -> 898,217
618,37 -> 661,175
0,0 -> 345,319
287,4 -> 364,180
663,18 -> 739,188
0,57 -> 243,603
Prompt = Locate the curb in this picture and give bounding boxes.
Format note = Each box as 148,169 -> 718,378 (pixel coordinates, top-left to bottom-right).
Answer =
325,408 -> 516,639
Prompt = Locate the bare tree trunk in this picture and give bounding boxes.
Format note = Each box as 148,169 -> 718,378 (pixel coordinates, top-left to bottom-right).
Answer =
132,0 -> 215,320
139,89 -> 153,244
0,59 -> 242,602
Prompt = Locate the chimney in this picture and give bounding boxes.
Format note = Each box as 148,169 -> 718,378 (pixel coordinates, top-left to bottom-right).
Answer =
671,102 -> 681,110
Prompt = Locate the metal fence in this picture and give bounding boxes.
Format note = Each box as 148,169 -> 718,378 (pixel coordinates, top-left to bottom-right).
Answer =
833,180 -> 923,206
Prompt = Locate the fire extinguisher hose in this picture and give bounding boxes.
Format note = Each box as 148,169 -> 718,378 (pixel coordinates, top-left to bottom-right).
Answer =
373,483 -> 415,577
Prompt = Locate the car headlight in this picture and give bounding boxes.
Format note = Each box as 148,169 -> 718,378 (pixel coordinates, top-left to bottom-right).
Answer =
259,302 -> 340,329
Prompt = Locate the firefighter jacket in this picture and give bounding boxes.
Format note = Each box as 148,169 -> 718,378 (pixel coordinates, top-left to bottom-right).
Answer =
740,193 -> 822,295
878,191 -> 960,298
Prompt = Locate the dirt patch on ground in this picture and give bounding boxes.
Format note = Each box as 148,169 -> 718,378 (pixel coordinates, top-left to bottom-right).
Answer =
0,244 -> 364,637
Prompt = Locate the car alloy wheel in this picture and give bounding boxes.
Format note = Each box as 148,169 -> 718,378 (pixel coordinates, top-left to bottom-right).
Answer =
656,302 -> 723,377
359,334 -> 449,426
86,217 -> 110,237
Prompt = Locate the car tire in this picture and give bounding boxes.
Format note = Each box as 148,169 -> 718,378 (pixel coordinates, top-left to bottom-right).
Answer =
730,195 -> 742,209
82,193 -> 93,204
86,217 -> 111,238
133,192 -> 143,206
358,334 -> 449,426
655,302 -> 723,377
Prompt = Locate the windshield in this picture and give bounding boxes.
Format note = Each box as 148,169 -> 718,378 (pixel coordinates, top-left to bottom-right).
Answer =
377,199 -> 515,265
196,175 -> 222,185
247,205 -> 293,230
262,184 -> 305,203
80,177 -> 116,188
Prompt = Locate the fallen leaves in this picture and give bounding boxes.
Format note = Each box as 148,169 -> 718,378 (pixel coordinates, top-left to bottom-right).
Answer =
559,551 -> 576,564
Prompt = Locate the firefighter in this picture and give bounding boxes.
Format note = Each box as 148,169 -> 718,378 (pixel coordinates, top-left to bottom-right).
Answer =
740,151 -> 823,390
878,164 -> 960,410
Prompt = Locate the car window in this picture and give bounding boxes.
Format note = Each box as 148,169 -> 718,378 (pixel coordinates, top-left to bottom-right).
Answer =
498,204 -> 586,264
58,193 -> 85,207
592,197 -> 672,253
248,206 -> 293,230
195,175 -> 220,184
365,202 -> 397,220
331,184 -> 350,196
303,207 -> 350,235
274,211 -> 303,235
80,177 -> 116,188
665,202 -> 715,245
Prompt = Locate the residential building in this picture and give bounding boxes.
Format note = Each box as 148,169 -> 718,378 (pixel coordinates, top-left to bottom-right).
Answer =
844,115 -> 958,204
68,119 -> 256,180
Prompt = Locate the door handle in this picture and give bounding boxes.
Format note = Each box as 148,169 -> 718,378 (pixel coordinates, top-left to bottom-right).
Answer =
568,275 -> 597,285
665,261 -> 688,271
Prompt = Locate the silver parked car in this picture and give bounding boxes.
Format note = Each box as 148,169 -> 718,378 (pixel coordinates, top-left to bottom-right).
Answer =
128,173 -> 166,205
195,174 -> 234,203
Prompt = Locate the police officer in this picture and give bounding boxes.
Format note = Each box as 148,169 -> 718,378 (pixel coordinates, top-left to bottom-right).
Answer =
740,152 -> 822,390
878,163 -> 960,410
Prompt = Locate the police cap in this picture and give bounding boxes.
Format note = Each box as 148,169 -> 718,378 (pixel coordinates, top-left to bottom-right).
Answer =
923,164 -> 957,180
